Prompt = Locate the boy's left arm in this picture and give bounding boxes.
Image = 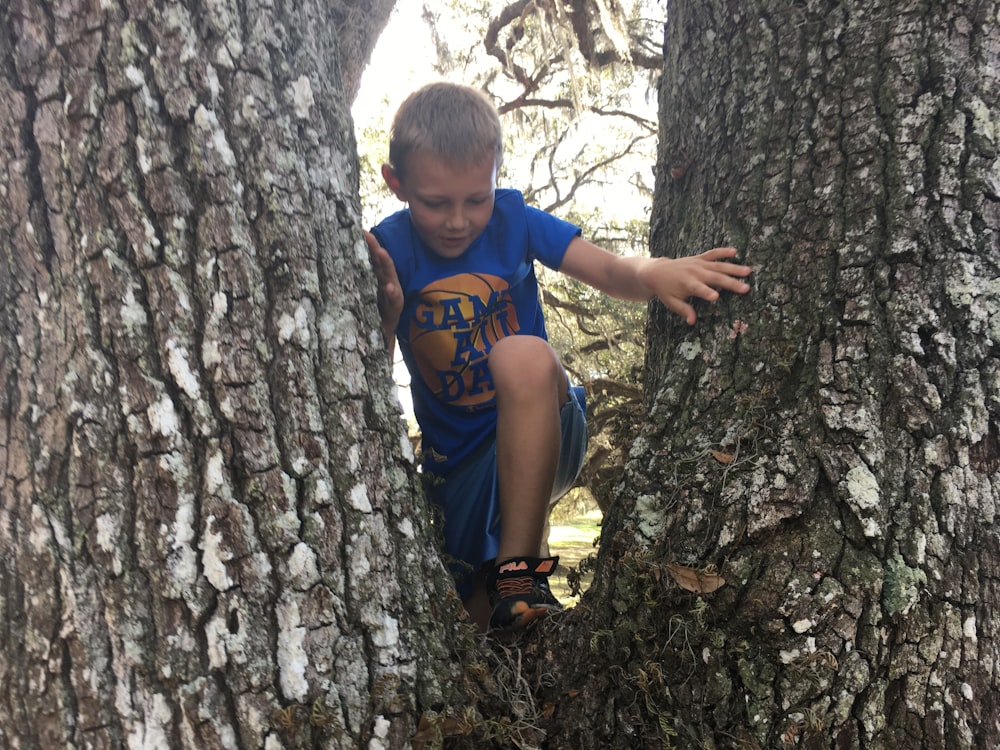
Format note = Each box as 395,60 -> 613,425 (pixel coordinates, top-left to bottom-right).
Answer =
558,237 -> 752,325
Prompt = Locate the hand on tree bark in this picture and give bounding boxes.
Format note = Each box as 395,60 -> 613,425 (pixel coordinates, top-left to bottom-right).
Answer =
365,230 -> 404,348
637,247 -> 752,324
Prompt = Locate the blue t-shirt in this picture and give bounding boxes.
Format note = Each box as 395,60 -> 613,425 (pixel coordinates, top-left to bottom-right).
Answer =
372,188 -> 581,472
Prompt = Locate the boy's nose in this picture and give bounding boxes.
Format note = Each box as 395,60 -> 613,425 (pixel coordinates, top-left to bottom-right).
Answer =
445,207 -> 467,230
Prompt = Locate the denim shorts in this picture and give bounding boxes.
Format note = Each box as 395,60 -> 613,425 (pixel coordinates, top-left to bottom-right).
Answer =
426,385 -> 588,599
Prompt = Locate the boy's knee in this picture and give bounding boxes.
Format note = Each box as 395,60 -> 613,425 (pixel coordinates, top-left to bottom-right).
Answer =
489,336 -> 562,388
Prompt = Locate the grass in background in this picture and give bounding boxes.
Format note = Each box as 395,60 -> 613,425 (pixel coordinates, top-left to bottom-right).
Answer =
548,505 -> 603,603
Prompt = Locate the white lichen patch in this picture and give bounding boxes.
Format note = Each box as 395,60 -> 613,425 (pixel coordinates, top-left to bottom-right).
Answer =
204,611 -> 229,669
347,443 -> 362,473
193,104 -> 236,166
124,64 -> 145,87
164,469 -> 198,591
205,64 -> 221,102
314,475 -> 332,505
200,514 -> 234,591
368,715 -> 391,750
203,449 -> 224,495
205,603 -> 248,671
841,463 -> 882,538
285,542 -> 320,590
970,96 -> 1000,144
96,513 -> 124,576
370,615 -> 399,650
348,534 -> 372,580
120,285 -> 148,330
291,455 -> 311,476
291,75 -> 314,119
397,517 -> 415,539
399,432 -> 415,462
957,373 -> 989,444
319,308 -> 360,350
166,338 -> 201,400
141,215 -> 161,250
276,595 -> 309,702
277,303 -> 311,346
844,465 -> 879,508
963,615 -> 978,643
678,340 -> 702,360
634,493 -> 664,539
350,483 -> 372,513
240,94 -> 260,126
135,135 -> 152,174
202,291 -> 228,371
961,682 -> 974,701
628,435 -> 649,459
779,634 -> 818,665
147,395 -> 180,437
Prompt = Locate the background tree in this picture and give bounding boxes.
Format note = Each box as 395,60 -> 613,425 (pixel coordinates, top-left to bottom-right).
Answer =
0,0 -> 476,747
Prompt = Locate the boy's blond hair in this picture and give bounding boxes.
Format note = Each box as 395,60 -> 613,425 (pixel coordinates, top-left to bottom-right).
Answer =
388,82 -> 504,181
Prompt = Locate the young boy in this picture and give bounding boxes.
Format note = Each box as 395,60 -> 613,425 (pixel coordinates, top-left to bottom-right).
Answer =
365,82 -> 751,632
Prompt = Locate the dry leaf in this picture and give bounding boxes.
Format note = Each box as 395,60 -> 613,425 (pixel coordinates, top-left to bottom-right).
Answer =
665,563 -> 726,593
412,715 -> 468,750
411,715 -> 434,750
711,450 -> 734,464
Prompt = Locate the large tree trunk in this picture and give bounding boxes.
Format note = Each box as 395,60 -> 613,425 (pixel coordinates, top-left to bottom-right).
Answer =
6,0 -> 999,748
0,1 -> 473,748
540,1 -> 999,748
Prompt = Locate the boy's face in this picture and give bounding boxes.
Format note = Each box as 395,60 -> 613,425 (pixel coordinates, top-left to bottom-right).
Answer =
382,151 -> 497,259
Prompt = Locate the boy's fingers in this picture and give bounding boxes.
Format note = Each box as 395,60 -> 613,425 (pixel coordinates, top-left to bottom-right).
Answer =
704,246 -> 738,259
702,247 -> 751,276
716,275 -> 751,294
664,296 -> 698,325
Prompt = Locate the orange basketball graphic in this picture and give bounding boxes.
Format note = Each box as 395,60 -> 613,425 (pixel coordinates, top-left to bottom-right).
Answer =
409,273 -> 519,407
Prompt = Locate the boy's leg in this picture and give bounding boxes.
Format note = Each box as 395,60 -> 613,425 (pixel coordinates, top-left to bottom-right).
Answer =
460,335 -> 568,630
488,335 -> 568,563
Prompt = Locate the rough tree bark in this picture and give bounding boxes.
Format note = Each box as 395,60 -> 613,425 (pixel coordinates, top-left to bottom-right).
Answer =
6,0 -> 999,748
0,1 -> 475,748
537,1 -> 999,748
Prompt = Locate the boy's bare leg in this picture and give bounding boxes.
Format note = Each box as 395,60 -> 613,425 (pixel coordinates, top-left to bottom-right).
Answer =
490,335 -> 568,560
464,336 -> 567,630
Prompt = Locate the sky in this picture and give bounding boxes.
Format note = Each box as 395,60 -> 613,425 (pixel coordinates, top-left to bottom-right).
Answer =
352,1 -> 437,129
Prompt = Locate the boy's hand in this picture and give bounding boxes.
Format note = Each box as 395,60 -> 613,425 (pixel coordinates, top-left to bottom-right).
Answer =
637,247 -> 752,325
365,231 -> 404,345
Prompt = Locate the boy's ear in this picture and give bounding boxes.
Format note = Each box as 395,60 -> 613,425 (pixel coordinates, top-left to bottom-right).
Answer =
381,164 -> 406,200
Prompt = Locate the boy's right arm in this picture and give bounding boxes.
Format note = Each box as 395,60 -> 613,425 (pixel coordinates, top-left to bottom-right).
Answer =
559,236 -> 751,325
365,231 -> 404,354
